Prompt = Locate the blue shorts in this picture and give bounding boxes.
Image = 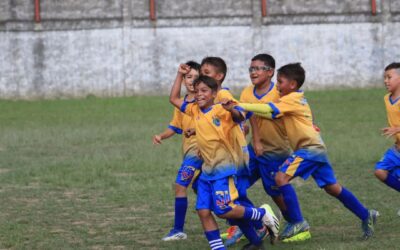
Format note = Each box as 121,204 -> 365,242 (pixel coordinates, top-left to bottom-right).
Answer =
280,154 -> 337,188
196,176 -> 240,215
175,154 -> 203,188
248,144 -> 288,196
375,146 -> 400,179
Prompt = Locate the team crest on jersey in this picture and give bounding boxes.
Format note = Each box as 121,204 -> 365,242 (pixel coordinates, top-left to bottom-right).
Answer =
180,166 -> 195,181
212,116 -> 221,126
215,190 -> 231,210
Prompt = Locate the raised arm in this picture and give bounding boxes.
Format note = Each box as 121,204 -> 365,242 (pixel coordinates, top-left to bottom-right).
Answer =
169,64 -> 191,109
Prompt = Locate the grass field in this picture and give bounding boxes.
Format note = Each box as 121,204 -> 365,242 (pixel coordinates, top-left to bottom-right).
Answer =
0,88 -> 399,249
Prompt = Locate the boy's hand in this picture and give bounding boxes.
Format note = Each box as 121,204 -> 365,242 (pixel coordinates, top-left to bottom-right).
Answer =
221,98 -> 236,111
185,128 -> 196,138
178,64 -> 191,75
382,127 -> 400,138
152,134 -> 162,145
253,139 -> 264,156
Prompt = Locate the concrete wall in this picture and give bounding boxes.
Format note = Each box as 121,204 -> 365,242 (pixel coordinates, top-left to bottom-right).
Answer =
0,0 -> 399,99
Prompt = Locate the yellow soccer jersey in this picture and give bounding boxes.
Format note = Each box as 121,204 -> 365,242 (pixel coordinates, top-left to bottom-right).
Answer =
216,88 -> 249,175
240,83 -> 291,156
169,98 -> 197,156
181,101 -> 245,180
384,94 -> 400,146
268,91 -> 325,151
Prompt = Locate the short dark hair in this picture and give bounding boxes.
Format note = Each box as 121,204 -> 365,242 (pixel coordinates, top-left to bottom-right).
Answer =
251,54 -> 275,69
385,62 -> 400,72
193,75 -> 219,92
278,63 -> 306,88
201,57 -> 227,82
185,60 -> 201,72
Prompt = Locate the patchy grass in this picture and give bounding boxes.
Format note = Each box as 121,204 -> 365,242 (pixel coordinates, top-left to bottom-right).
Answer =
0,88 -> 399,249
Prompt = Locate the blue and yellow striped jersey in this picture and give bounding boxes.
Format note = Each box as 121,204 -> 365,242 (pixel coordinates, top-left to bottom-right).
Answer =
240,83 -> 291,156
168,96 -> 198,157
181,101 -> 245,180
384,93 -> 400,146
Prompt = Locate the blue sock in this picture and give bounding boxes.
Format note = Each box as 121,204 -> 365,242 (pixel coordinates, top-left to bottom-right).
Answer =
279,184 -> 304,223
236,220 -> 262,246
251,220 -> 264,230
174,197 -> 188,231
282,210 -> 291,222
243,207 -> 266,221
336,187 -> 369,221
384,174 -> 400,191
205,229 -> 226,250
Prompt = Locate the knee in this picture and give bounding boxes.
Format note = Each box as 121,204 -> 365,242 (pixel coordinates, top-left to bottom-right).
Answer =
197,209 -> 212,220
175,184 -> 187,197
275,172 -> 289,186
324,183 -> 342,196
374,170 -> 388,182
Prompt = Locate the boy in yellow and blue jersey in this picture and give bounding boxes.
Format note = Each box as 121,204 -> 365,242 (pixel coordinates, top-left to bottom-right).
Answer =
152,61 -> 202,241
375,62 -> 400,198
239,63 -> 378,241
170,68 -> 277,250
200,57 -> 272,247
240,54 -> 292,222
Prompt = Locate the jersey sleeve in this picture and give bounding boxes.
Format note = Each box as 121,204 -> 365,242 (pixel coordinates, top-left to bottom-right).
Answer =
239,88 -> 253,119
168,108 -> 183,134
180,101 -> 196,117
268,95 -> 298,118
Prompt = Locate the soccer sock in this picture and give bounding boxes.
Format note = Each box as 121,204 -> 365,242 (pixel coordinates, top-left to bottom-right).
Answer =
236,220 -> 262,246
174,197 -> 188,231
281,210 -> 291,222
384,174 -> 400,191
205,229 -> 226,250
336,187 -> 369,221
279,184 -> 304,223
243,207 -> 266,221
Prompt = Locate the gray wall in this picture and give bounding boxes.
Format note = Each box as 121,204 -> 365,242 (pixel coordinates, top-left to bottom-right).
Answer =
0,0 -> 399,99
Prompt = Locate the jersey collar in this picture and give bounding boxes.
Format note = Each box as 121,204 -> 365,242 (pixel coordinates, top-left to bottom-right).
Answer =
253,82 -> 274,100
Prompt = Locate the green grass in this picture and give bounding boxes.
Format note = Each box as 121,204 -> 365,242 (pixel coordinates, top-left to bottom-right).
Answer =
0,88 -> 399,249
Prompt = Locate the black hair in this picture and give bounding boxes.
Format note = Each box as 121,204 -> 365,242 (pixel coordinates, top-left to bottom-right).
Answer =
385,62 -> 400,72
200,57 -> 227,82
185,60 -> 201,72
251,54 -> 275,69
277,63 -> 306,88
193,75 -> 219,92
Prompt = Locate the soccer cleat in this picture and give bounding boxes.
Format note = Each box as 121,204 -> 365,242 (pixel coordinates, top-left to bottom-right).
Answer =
260,204 -> 280,244
256,225 -> 269,241
224,226 -> 244,247
361,209 -> 379,240
161,229 -> 187,241
241,242 -> 266,250
279,220 -> 310,241
281,230 -> 311,243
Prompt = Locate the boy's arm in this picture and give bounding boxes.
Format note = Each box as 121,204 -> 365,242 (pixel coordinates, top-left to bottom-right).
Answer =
221,99 -> 245,122
169,64 -> 191,110
152,128 -> 176,145
249,116 -> 264,156
382,126 -> 400,138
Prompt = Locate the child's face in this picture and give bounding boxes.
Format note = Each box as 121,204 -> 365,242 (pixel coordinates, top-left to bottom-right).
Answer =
200,64 -> 224,84
194,82 -> 216,109
184,69 -> 199,93
384,69 -> 400,94
249,60 -> 274,86
277,74 -> 297,96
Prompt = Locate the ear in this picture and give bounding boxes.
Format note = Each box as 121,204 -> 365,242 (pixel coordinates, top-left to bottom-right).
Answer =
212,90 -> 217,98
215,73 -> 224,82
267,69 -> 274,78
289,80 -> 297,90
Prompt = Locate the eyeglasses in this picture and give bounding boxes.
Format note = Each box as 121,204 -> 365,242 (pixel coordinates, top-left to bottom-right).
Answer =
248,66 -> 273,73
